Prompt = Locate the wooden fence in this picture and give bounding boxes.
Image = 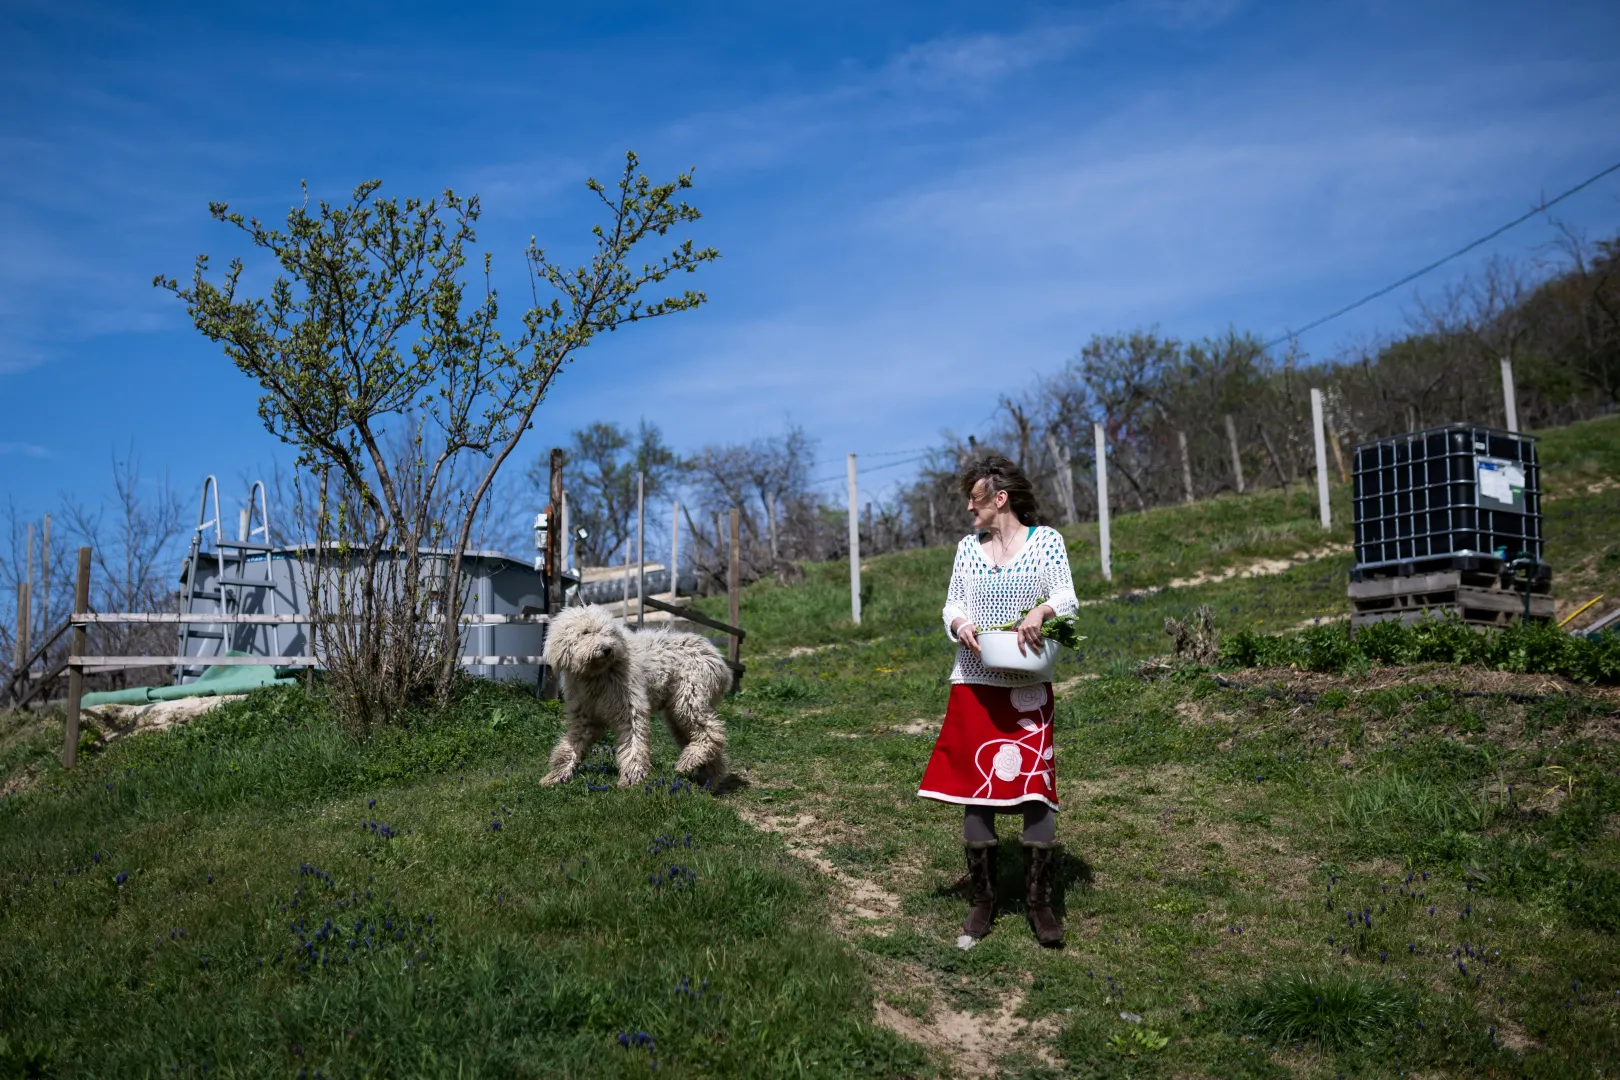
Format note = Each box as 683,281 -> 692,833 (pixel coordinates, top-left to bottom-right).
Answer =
10,547 -> 748,769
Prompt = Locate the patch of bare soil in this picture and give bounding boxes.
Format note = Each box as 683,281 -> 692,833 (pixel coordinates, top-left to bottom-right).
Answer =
1069,545 -> 1350,612
736,808 -> 902,926
1052,674 -> 1100,698
780,643 -> 841,659
1,762 -> 44,797
873,986 -> 1058,1080
1165,544 -> 1350,591
832,717 -> 940,739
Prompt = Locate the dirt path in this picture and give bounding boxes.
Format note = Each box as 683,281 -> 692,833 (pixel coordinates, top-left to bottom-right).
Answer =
738,804 -> 1059,1076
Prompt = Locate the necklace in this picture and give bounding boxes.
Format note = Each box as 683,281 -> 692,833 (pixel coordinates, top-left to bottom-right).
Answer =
984,524 -> 1020,566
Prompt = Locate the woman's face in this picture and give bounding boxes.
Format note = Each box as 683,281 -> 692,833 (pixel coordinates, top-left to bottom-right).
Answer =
967,480 -> 1006,531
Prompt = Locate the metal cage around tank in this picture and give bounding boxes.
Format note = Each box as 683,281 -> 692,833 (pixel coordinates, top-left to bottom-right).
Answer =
1351,423 -> 1544,580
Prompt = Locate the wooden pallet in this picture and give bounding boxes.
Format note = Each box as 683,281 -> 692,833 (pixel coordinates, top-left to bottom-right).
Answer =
1349,569 -> 1553,630
1349,553 -> 1549,583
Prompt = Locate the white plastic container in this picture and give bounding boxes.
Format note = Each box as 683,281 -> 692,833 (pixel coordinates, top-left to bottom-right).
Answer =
976,630 -> 1059,681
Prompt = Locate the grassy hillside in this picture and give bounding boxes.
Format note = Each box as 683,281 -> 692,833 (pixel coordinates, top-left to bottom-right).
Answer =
2,414 -> 1617,1077
700,483 -> 1354,658
704,412 -> 1620,655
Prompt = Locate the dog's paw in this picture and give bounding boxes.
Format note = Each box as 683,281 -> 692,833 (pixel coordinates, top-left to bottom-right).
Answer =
538,771 -> 567,787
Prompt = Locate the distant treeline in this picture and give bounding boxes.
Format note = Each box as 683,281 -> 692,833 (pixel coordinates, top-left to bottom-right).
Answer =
885,228 -> 1620,543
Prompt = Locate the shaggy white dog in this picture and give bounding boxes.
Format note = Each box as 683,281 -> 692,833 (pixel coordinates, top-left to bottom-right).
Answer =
540,604 -> 732,788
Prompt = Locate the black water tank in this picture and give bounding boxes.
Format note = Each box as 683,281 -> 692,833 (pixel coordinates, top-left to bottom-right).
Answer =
1351,423 -> 1544,580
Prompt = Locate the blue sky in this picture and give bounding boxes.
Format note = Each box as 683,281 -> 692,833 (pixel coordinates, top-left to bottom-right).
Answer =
3,0 -> 1619,528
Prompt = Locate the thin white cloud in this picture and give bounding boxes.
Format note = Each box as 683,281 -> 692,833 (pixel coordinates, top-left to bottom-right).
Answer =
0,442 -> 51,458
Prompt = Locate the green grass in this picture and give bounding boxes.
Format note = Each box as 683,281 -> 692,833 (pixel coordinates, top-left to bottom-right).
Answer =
4,418 -> 1619,1076
0,682 -> 924,1078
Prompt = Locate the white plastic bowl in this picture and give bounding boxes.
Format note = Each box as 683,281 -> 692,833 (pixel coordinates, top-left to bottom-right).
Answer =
976,630 -> 1059,681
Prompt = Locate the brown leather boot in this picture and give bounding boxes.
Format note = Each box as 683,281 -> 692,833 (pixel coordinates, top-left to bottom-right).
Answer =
962,841 -> 998,939
1023,842 -> 1064,947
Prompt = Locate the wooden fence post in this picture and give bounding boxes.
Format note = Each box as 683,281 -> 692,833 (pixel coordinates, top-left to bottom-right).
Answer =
547,448 -> 564,612
767,493 -> 779,562
1260,426 -> 1291,498
1045,431 -> 1077,525
24,522 -> 34,668
1093,422 -> 1112,581
1501,358 -> 1519,433
847,454 -> 861,625
40,514 -> 50,649
1310,388 -> 1332,529
636,471 -> 646,630
1223,414 -> 1245,494
727,509 -> 741,666
1177,431 -> 1194,504
11,583 -> 26,704
669,501 -> 680,601
63,546 -> 90,769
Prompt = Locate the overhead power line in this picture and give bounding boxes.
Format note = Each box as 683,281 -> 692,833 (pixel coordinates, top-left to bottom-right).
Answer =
807,453 -> 933,487
1262,157 -> 1620,351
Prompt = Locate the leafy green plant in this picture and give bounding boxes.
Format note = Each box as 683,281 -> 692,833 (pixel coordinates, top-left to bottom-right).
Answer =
1221,615 -> 1620,683
1108,1025 -> 1169,1056
990,601 -> 1088,649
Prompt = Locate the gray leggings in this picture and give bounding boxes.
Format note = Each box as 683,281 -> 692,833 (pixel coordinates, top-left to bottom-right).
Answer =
964,802 -> 1055,845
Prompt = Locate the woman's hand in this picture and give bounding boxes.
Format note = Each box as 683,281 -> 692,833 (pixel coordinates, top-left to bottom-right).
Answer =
1017,605 -> 1054,654
953,618 -> 981,654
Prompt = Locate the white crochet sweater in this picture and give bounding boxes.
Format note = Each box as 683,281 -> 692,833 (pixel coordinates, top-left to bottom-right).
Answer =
941,525 -> 1079,686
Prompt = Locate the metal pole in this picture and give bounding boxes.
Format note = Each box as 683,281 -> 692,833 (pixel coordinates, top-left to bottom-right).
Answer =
1501,358 -> 1519,433
636,471 -> 646,629
847,453 -> 861,624
1310,387 -> 1332,529
1093,422 -> 1112,581
559,491 -> 570,576
63,546 -> 90,768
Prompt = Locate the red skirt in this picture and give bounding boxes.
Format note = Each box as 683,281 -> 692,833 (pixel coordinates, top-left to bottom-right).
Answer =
917,683 -> 1057,809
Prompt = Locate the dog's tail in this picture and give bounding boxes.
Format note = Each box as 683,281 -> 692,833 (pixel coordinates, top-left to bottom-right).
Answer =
696,640 -> 734,701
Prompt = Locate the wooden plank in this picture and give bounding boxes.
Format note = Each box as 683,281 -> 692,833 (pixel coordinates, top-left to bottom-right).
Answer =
1,617 -> 71,703
1455,587 -> 1555,617
72,612 -> 548,625
1353,587 -> 1555,618
73,656 -> 322,668
72,653 -> 553,669
728,509 -> 742,667
1348,571 -> 1461,600
1351,609 -> 1502,631
63,547 -> 90,769
14,655 -> 70,708
639,595 -> 745,641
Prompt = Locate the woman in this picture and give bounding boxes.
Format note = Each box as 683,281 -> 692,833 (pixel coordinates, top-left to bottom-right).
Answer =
917,454 -> 1078,947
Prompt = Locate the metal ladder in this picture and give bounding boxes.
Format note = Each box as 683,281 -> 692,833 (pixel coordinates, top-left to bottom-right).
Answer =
176,478 -> 282,681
